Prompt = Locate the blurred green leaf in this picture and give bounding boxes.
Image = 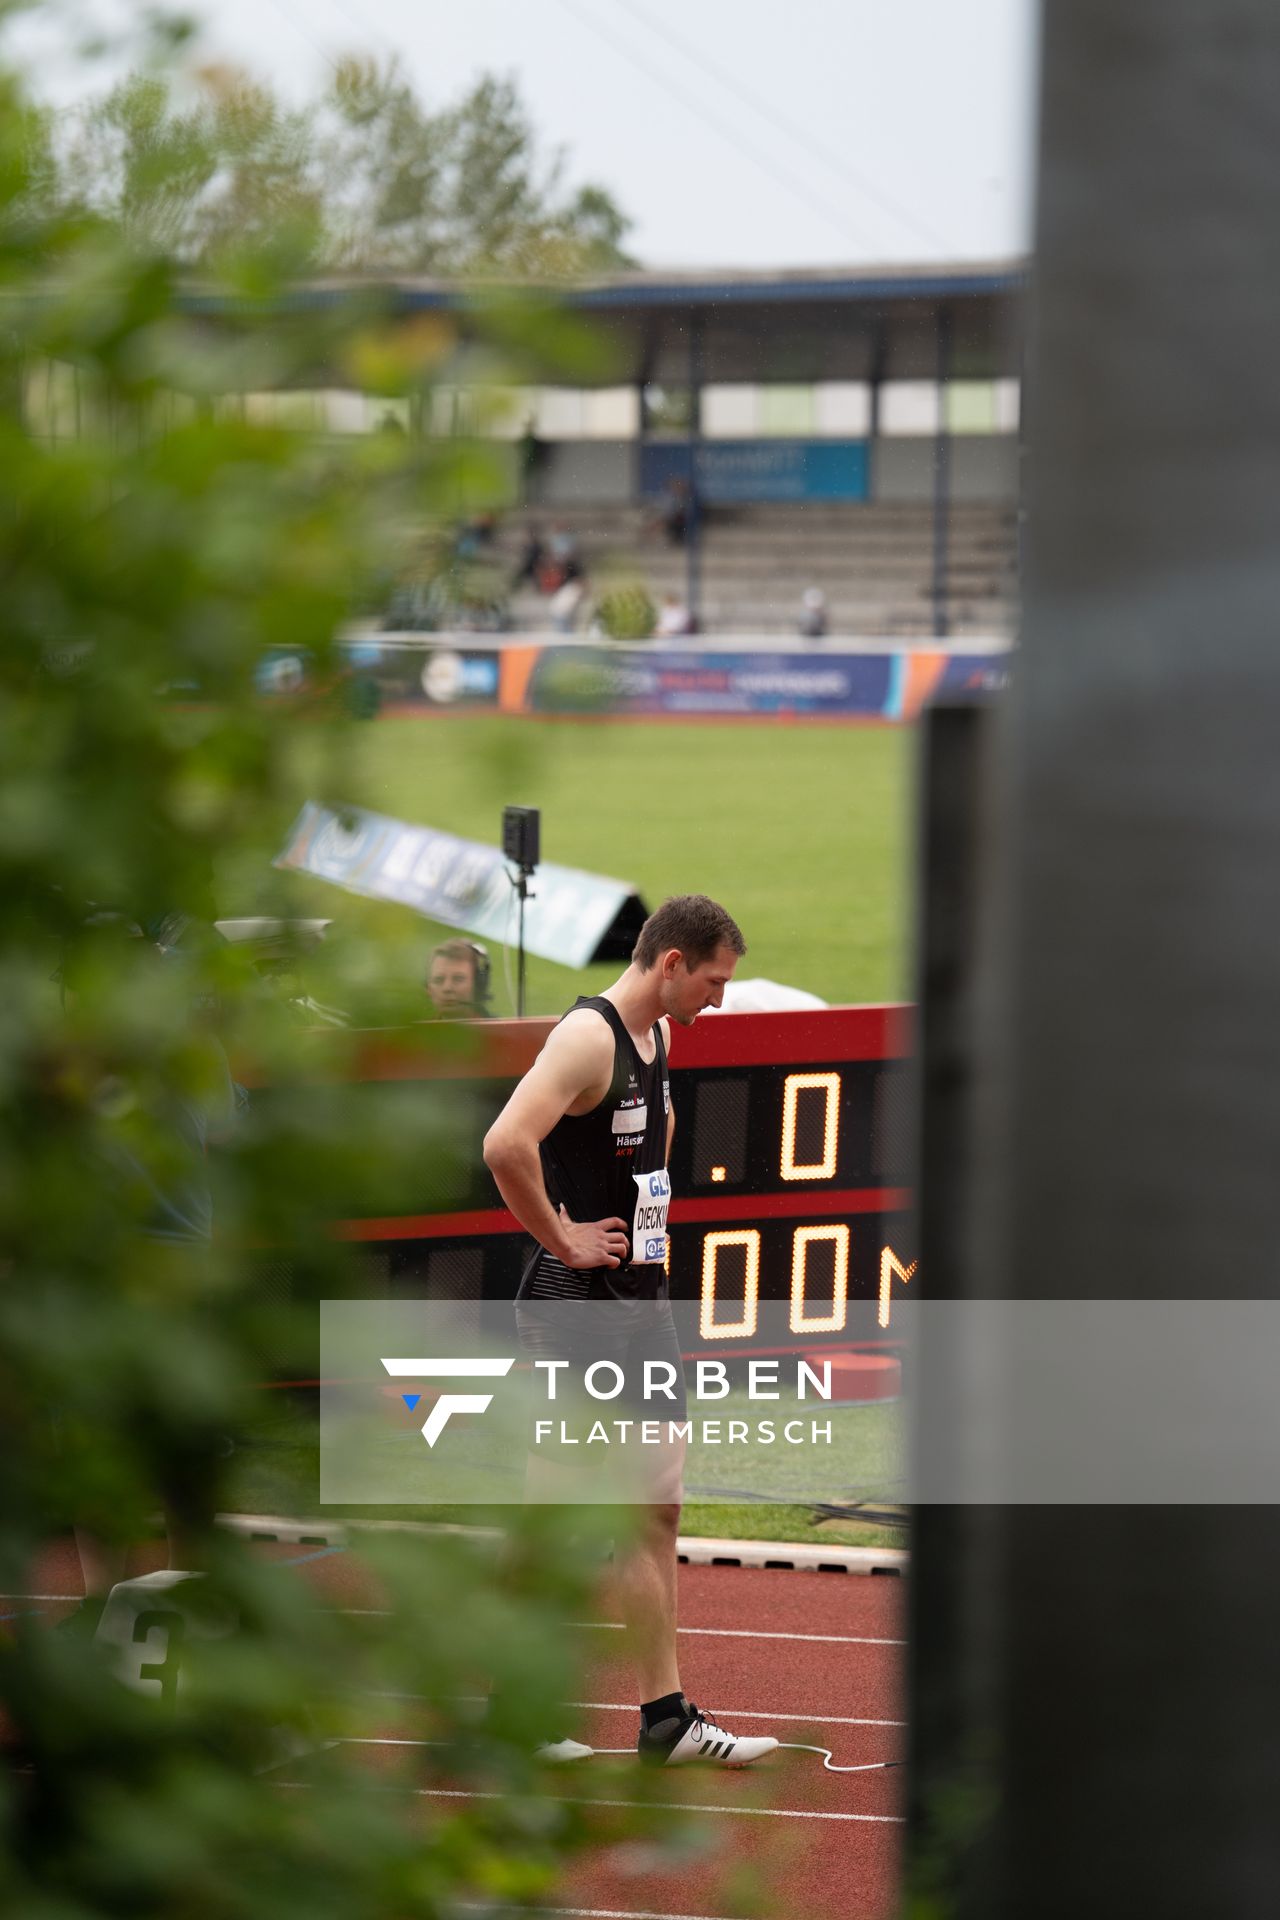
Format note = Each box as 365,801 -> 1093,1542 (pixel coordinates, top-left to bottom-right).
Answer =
0,15 -> 662,1920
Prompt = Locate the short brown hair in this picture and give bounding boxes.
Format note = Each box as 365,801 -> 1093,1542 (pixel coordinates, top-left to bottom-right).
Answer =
633,895 -> 746,972
430,939 -> 480,970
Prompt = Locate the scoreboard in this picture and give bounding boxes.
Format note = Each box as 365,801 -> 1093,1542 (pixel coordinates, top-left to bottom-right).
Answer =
319,1006 -> 917,1344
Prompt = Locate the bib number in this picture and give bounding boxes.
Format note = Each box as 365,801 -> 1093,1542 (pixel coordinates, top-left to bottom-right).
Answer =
631,1168 -> 671,1264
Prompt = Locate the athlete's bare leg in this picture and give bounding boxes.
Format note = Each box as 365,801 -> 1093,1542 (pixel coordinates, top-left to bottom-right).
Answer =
525,1426 -> 686,1702
613,1500 -> 682,1700
74,1530 -> 129,1597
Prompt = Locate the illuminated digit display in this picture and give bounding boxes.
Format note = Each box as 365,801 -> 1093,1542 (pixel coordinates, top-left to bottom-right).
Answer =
790,1224 -> 850,1332
699,1229 -> 761,1340
780,1072 -> 841,1180
878,1245 -> 918,1328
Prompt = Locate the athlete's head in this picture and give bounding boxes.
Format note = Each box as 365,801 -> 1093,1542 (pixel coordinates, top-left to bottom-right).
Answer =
633,895 -> 745,1025
426,938 -> 488,1014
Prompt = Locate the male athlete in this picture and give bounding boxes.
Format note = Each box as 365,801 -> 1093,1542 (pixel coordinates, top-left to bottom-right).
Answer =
483,894 -> 778,1768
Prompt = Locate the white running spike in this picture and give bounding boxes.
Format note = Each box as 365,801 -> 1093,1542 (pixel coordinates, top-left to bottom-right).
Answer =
664,1711 -> 778,1768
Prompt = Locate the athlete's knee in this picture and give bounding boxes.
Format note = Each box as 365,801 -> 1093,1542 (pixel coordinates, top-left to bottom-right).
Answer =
642,1501 -> 682,1543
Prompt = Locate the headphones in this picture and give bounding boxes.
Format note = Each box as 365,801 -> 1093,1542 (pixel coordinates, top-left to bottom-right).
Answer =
427,939 -> 491,1008
465,941 -> 491,1006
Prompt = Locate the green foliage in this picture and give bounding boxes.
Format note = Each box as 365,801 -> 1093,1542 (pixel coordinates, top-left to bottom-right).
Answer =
594,582 -> 658,640
0,30 -> 652,1920
39,54 -> 634,274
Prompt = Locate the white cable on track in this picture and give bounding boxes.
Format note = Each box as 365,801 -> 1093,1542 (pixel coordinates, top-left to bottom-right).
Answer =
585,1744 -> 900,1775
349,1736 -> 902,1777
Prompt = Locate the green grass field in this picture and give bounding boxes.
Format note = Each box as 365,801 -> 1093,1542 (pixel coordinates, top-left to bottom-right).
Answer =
253,714 -> 914,1016
228,1388 -> 907,1552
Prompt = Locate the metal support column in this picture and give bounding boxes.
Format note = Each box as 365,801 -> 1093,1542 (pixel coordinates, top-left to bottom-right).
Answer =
930,306 -> 953,637
686,311 -> 703,630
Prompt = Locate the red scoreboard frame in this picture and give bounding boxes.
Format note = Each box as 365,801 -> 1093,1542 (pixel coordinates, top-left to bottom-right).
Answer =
325,1005 -> 917,1344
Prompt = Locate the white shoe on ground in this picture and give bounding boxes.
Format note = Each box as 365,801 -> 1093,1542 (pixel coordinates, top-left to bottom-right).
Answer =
639,1703 -> 779,1768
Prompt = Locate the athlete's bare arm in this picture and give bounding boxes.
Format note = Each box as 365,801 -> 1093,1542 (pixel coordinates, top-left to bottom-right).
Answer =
660,1015 -> 675,1162
482,1010 -> 630,1269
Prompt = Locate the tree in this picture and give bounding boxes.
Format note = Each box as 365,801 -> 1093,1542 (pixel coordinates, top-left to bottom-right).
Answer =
44,55 -> 634,275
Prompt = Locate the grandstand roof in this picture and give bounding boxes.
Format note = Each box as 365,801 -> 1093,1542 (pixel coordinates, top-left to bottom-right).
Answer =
194,259 -> 1028,387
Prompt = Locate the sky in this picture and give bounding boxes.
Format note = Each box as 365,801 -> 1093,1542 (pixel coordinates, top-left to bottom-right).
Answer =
8,0 -> 1041,271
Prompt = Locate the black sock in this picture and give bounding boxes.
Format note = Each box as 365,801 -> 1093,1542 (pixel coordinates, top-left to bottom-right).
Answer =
640,1691 -> 690,1739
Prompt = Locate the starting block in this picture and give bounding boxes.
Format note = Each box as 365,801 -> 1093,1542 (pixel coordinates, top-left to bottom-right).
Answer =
93,1569 -> 237,1705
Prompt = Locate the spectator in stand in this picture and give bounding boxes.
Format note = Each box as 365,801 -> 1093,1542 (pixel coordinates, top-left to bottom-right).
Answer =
455,512 -> 496,561
654,476 -> 694,547
798,587 -> 829,640
512,524 -> 546,592
537,522 -> 582,595
550,576 -> 587,633
655,592 -> 695,638
518,413 -> 549,495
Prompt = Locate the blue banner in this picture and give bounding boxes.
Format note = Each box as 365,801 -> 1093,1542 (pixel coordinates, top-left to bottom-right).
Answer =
640,439 -> 869,504
528,647 -> 896,718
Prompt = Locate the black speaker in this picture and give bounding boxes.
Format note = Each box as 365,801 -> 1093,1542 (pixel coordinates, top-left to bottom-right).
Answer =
502,805 -> 540,873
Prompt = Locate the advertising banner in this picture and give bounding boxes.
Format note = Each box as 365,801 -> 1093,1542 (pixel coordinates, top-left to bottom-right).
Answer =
275,802 -> 648,967
371,642 -> 501,708
892,648 -> 1012,720
527,645 -> 897,718
639,439 -> 870,503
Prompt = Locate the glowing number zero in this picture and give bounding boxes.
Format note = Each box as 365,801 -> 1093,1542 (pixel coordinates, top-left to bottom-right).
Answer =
789,1224 -> 850,1333
780,1072 -> 841,1180
699,1230 -> 761,1340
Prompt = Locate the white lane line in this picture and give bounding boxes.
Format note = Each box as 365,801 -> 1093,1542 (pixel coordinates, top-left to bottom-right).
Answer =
331,1612 -> 903,1646
4,1599 -> 903,1652
578,1623 -> 905,1647
461,1908 -> 737,1920
417,1788 -> 901,1825
359,1702 -> 907,1729
276,1782 -> 901,1824
272,1774 -> 901,1820
345,1738 -> 906,1770
573,1702 -> 906,1729
351,1738 -> 452,1746
4,1597 -> 903,1651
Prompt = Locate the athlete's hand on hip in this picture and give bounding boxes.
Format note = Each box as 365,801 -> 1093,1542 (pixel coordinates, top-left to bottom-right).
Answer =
558,1204 -> 630,1269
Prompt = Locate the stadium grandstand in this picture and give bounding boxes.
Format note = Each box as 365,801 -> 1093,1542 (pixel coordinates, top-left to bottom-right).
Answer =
29,260 -> 1025,639
491,261 -> 1026,639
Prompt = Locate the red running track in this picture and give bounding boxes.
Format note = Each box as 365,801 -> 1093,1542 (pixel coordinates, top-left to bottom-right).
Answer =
20,1538 -> 906,1920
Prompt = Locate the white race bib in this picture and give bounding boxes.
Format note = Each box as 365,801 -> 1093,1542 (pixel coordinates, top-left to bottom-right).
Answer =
631,1167 -> 671,1263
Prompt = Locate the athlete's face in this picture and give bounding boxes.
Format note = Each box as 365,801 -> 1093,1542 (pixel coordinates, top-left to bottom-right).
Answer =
658,944 -> 739,1025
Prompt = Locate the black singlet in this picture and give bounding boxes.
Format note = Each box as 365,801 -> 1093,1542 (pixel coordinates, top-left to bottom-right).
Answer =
518,996 -> 671,1302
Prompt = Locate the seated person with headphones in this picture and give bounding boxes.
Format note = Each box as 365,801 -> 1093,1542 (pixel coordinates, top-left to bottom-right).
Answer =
425,938 -> 491,1017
